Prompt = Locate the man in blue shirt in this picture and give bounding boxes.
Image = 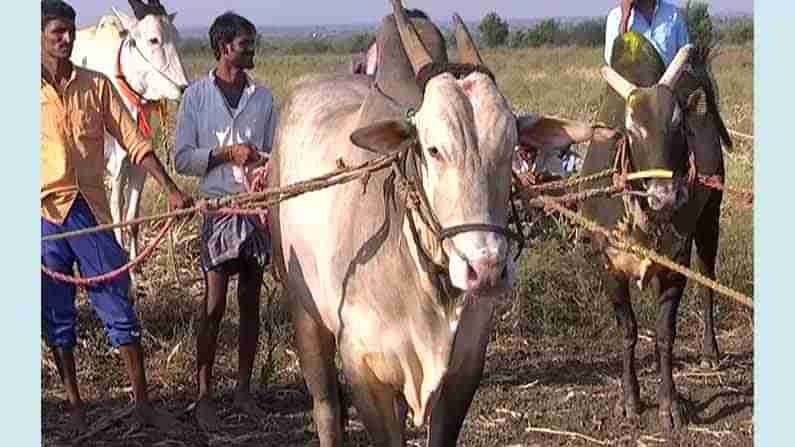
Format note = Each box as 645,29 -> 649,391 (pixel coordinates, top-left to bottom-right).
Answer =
605,0 -> 690,66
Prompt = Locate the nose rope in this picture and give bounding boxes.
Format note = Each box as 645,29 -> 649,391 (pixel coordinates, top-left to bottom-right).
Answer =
612,133 -> 675,185
352,90 -> 520,288
115,39 -> 157,138
356,125 -> 520,281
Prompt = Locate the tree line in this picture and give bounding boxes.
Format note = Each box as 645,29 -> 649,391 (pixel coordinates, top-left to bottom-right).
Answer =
179,2 -> 752,57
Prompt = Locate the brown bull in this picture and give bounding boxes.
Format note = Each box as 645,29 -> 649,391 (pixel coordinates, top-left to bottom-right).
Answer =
579,32 -> 731,430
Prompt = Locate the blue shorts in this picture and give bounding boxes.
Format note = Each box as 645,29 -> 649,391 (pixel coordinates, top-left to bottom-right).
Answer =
41,195 -> 140,349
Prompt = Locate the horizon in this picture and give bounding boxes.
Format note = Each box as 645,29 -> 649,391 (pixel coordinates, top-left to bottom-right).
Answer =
68,1 -> 754,29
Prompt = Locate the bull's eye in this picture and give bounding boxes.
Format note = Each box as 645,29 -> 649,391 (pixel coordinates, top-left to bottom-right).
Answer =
427,146 -> 442,160
149,37 -> 160,45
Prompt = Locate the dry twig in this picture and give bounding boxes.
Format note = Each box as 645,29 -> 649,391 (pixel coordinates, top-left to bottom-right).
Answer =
526,425 -> 614,445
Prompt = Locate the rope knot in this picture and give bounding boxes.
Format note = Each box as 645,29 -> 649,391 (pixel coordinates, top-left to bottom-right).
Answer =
613,173 -> 627,191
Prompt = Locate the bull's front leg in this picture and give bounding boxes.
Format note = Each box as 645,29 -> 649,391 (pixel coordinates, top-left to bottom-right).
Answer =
108,158 -> 129,250
289,297 -> 346,447
341,353 -> 406,447
655,273 -> 688,430
606,273 -> 642,425
427,301 -> 494,447
694,193 -> 722,369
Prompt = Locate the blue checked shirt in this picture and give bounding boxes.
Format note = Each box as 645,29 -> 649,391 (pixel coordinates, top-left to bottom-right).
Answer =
174,70 -> 278,198
604,1 -> 690,66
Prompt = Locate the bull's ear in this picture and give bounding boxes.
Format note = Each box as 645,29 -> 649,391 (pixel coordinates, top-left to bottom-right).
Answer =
169,12 -> 178,23
591,125 -> 621,144
112,7 -> 137,31
350,120 -> 416,154
516,114 -> 594,151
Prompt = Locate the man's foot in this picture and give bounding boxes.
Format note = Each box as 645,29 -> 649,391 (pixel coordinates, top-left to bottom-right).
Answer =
196,397 -> 221,432
62,407 -> 89,438
233,390 -> 266,421
133,401 -> 179,433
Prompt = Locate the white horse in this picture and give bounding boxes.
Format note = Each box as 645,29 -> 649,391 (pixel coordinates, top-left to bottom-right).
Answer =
71,0 -> 189,272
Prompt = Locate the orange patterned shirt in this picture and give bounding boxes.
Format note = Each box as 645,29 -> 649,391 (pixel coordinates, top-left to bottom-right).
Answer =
41,65 -> 152,225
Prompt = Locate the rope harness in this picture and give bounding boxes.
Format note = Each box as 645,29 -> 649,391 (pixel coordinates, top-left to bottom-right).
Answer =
355,113 -> 524,293
115,38 -> 162,139
41,57 -> 753,306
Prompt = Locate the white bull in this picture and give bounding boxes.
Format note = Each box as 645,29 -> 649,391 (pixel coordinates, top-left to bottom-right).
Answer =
71,0 -> 188,272
270,2 -> 596,445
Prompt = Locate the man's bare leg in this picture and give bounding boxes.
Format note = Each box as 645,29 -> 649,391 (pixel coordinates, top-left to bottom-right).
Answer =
119,343 -> 178,432
233,260 -> 266,420
196,269 -> 230,431
50,347 -> 89,437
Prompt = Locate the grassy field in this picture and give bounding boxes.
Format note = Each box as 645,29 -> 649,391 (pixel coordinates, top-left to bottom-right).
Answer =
42,45 -> 753,446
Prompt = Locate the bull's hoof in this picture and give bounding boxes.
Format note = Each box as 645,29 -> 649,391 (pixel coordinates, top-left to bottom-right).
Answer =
658,397 -> 688,431
614,397 -> 642,426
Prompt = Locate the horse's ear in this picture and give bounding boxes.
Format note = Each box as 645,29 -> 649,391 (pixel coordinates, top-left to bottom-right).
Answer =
168,12 -> 177,23
112,7 -> 137,31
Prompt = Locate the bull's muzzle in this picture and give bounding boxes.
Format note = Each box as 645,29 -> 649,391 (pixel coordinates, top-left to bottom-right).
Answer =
646,179 -> 688,212
464,253 -> 509,291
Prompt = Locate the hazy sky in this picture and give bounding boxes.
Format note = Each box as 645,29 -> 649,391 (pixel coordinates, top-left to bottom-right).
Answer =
68,0 -> 753,28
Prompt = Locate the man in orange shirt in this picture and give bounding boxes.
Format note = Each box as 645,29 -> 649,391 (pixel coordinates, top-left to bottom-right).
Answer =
41,0 -> 192,436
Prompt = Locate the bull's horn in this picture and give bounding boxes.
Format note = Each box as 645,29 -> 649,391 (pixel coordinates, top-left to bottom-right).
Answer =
452,13 -> 485,66
601,66 -> 638,100
390,0 -> 433,76
151,0 -> 167,14
659,44 -> 693,88
128,0 -> 147,19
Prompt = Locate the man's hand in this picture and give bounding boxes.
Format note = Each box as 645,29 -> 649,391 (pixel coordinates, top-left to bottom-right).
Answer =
167,188 -> 193,211
139,153 -> 194,211
229,143 -> 260,166
208,143 -> 262,172
249,151 -> 270,168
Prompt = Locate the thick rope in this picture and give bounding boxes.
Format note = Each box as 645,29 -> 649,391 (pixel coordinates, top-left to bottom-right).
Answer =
697,174 -> 753,207
538,197 -> 753,309
39,152 -> 398,285
41,152 -> 399,242
519,168 -> 617,194
42,218 -> 176,286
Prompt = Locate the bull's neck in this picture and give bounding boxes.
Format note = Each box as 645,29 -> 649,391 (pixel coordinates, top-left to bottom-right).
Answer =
399,214 -> 462,318
118,39 -> 145,96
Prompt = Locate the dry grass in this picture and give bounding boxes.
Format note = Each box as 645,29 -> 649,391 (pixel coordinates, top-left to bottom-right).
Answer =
42,44 -> 753,446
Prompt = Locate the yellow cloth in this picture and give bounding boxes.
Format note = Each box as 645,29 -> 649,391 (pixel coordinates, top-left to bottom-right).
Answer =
41,66 -> 152,225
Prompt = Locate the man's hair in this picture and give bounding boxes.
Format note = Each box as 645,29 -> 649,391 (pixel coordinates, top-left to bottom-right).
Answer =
42,0 -> 76,29
209,12 -> 256,61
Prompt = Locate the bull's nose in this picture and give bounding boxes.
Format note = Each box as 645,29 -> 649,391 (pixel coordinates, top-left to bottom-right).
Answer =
646,180 -> 677,211
464,255 -> 509,291
177,84 -> 187,95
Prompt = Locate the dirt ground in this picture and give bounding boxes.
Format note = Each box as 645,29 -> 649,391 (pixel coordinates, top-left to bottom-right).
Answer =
42,289 -> 753,447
